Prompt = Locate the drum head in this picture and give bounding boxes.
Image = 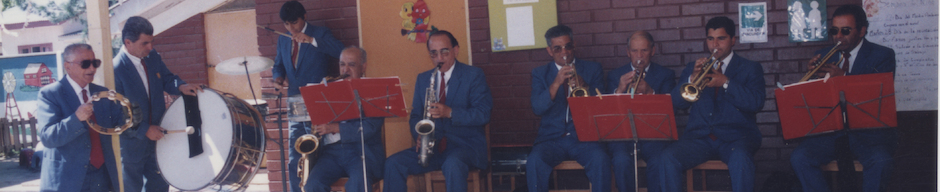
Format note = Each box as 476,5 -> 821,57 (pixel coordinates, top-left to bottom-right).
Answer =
156,90 -> 234,190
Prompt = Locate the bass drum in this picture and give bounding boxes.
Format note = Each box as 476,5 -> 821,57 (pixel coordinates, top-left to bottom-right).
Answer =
156,89 -> 265,191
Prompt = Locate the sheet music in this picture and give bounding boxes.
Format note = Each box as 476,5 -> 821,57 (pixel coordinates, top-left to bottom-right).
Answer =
865,0 -> 938,111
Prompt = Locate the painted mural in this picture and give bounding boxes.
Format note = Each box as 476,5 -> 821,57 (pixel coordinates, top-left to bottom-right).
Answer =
0,53 -> 58,115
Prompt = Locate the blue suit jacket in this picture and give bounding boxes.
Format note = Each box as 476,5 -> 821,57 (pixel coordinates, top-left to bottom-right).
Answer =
272,24 -> 345,95
671,54 -> 765,142
113,49 -> 185,162
606,62 -> 676,94
817,39 -> 896,75
409,61 -> 492,169
325,117 -> 385,178
530,59 -> 604,144
815,39 -> 897,145
37,79 -> 123,191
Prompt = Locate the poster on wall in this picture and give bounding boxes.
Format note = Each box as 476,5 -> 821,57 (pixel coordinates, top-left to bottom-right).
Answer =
0,53 -> 59,117
865,0 -> 939,111
487,0 -> 557,52
399,0 -> 438,43
787,0 -> 828,42
738,2 -> 768,43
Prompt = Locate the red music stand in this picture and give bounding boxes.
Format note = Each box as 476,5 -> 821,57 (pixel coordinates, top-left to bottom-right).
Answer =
298,77 -> 408,125
568,94 -> 678,142
775,72 -> 897,140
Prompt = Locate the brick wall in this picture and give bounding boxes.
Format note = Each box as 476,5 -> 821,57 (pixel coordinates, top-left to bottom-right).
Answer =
154,14 -> 209,85
254,0 -> 359,191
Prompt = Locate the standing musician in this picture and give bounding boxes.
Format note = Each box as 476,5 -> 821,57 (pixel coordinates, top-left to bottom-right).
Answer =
113,16 -> 204,192
270,1 -> 346,192
37,43 -> 123,192
384,30 -> 493,192
605,30 -> 676,192
790,5 -> 897,192
526,25 -> 610,192
648,16 -> 765,192
304,46 -> 385,192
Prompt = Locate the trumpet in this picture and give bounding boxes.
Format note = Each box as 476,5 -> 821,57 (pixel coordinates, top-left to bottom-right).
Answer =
679,49 -> 721,102
415,65 -> 441,167
629,60 -> 646,94
799,41 -> 843,82
295,133 -> 320,192
323,74 -> 351,83
564,56 -> 590,97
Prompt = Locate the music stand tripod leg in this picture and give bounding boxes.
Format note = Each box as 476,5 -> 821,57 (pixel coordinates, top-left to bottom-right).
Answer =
628,109 -> 640,192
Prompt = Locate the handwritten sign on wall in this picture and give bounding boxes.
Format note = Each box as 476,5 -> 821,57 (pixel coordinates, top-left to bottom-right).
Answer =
866,0 -> 938,111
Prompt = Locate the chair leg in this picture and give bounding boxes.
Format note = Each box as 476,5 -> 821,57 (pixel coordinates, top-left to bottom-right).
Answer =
686,169 -> 694,192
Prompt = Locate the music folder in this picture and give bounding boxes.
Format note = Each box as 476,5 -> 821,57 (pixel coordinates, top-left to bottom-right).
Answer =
299,77 -> 408,125
568,94 -> 678,142
775,72 -> 897,140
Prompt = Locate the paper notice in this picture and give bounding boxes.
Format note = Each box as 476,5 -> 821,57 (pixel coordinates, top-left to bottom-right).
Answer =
506,6 -> 536,47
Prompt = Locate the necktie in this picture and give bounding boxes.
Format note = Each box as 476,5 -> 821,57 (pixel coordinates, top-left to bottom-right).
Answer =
709,62 -> 724,141
439,72 -> 447,103
141,60 -> 153,123
291,41 -> 299,69
841,51 -> 851,75
83,89 -> 104,168
437,72 -> 447,153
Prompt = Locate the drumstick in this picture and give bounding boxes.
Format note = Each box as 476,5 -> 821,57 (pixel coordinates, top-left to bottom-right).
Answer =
256,25 -> 312,44
163,126 -> 195,135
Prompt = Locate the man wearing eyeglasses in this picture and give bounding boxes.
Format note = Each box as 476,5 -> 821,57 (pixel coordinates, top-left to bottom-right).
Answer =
113,16 -> 204,192
791,5 -> 897,192
37,43 -> 126,192
270,2 -> 346,191
526,25 -> 610,192
384,30 -> 492,192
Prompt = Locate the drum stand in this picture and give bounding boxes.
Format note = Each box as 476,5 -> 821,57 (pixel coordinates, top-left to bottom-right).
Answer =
276,92 -> 289,192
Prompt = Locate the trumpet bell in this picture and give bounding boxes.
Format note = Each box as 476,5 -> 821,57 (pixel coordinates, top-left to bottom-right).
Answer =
680,83 -> 700,102
295,134 -> 320,155
570,87 -> 590,97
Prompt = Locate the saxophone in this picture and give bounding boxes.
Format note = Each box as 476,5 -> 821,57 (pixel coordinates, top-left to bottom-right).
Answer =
415,65 -> 441,167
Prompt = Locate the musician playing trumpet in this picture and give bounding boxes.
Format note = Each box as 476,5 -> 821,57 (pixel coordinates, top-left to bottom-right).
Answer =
526,25 -> 610,192
384,31 -> 493,192
605,31 -> 676,192
790,5 -> 897,192
648,17 -> 766,192
302,46 -> 385,192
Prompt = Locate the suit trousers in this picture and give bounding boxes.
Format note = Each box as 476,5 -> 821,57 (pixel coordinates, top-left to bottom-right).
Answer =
384,146 -> 477,192
790,129 -> 896,192
79,164 -> 112,192
304,143 -> 375,192
526,135 -> 611,192
123,141 -> 168,192
646,137 -> 760,192
608,141 -> 670,192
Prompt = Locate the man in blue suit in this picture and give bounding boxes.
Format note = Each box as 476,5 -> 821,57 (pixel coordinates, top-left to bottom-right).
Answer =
384,30 -> 492,192
790,5 -> 897,192
37,43 -> 123,191
648,16 -> 765,192
605,30 -> 676,192
270,2 -> 345,191
526,25 -> 611,192
305,46 -> 384,192
113,16 -> 203,192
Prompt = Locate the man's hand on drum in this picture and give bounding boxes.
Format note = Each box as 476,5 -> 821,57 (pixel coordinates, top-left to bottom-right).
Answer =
179,84 -> 205,96
75,103 -> 94,122
147,125 -> 166,141
313,123 -> 339,135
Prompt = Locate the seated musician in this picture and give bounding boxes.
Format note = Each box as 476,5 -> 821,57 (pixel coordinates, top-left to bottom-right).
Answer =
526,25 -> 611,192
305,46 -> 385,192
647,16 -> 765,192
384,30 -> 493,192
605,30 -> 676,192
790,5 -> 897,192
37,43 -> 124,191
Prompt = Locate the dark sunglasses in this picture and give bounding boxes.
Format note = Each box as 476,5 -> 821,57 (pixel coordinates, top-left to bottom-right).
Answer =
551,44 -> 575,53
829,27 -> 853,36
72,59 -> 102,69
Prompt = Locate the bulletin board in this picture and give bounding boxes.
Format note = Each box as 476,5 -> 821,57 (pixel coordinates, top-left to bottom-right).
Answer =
865,0 -> 938,111
359,0 -> 471,155
487,0 -> 557,52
